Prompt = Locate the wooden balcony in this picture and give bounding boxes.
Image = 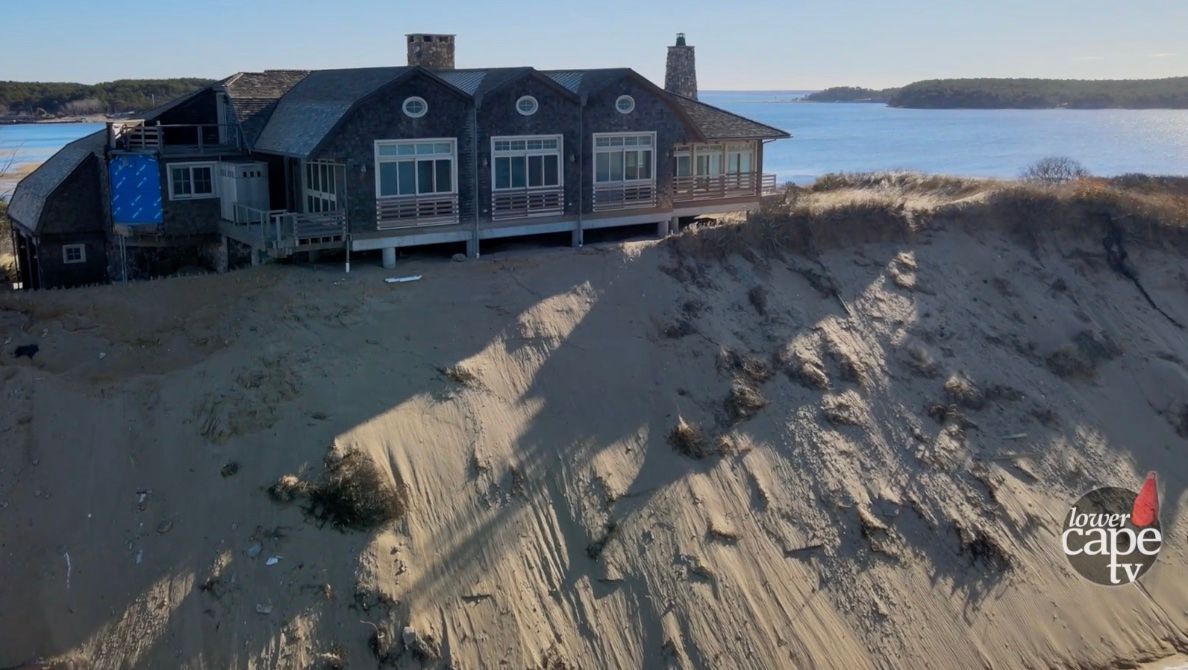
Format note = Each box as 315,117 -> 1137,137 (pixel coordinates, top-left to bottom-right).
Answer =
592,182 -> 657,212
672,173 -> 778,203
107,121 -> 241,154
491,187 -> 564,220
376,194 -> 459,230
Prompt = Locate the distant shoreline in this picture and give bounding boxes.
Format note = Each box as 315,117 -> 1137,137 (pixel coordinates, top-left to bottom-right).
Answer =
805,77 -> 1188,110
2,115 -> 115,125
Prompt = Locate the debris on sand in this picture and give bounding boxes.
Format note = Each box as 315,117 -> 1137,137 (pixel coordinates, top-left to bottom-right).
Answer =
268,474 -> 310,503
13,344 -> 39,359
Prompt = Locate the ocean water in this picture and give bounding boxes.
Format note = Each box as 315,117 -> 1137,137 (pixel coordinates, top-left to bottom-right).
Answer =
0,122 -> 104,197
3,94 -> 1188,191
0,122 -> 104,167
701,91 -> 1188,184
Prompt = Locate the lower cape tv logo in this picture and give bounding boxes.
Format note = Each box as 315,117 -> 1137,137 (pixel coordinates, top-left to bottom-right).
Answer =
1062,472 -> 1162,586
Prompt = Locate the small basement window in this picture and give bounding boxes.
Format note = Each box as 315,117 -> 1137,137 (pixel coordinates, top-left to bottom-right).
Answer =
62,244 -> 86,264
168,162 -> 216,200
615,95 -> 635,114
516,96 -> 539,116
403,96 -> 428,118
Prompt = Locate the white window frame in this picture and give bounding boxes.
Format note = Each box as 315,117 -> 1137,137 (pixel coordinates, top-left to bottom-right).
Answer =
302,160 -> 341,214
62,244 -> 86,264
167,161 -> 217,200
491,135 -> 563,191
402,96 -> 428,118
592,132 -> 656,185
374,138 -> 458,198
676,142 -> 757,178
515,96 -> 539,116
615,95 -> 635,114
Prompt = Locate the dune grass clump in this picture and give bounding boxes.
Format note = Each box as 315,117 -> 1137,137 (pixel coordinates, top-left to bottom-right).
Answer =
440,363 -> 480,388
271,448 -> 408,531
669,416 -> 709,459
943,373 -> 985,410
727,380 -> 768,420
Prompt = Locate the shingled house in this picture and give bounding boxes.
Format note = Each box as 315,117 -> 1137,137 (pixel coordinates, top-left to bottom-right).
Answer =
8,33 -> 788,289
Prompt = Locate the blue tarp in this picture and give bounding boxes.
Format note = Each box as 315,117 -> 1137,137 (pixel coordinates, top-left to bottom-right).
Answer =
109,154 -> 163,225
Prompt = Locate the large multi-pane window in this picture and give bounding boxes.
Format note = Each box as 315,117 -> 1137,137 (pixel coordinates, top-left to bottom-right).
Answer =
593,133 -> 655,183
168,162 -> 215,200
492,136 -> 562,190
675,142 -> 756,179
375,139 -> 456,198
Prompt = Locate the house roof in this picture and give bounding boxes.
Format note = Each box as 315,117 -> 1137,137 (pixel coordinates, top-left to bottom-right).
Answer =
221,70 -> 310,147
669,95 -> 791,140
8,130 -> 106,233
253,67 -> 418,157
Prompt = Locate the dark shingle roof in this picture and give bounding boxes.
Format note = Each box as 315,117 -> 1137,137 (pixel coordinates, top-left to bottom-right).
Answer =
435,69 -> 487,95
669,94 -> 790,140
541,68 -> 635,97
436,67 -> 578,102
223,70 -> 310,147
253,67 -> 414,157
8,130 -> 106,232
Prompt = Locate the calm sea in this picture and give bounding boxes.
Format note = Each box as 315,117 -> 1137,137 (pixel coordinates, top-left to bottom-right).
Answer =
3,92 -> 1188,193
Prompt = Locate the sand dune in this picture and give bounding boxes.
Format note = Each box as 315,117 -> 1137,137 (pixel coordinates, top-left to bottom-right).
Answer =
0,177 -> 1186,668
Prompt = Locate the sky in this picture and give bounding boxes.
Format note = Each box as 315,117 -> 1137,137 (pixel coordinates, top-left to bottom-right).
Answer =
4,0 -> 1187,89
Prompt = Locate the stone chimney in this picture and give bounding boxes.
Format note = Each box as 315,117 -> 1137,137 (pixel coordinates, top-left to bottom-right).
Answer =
665,33 -> 697,100
407,34 -> 455,69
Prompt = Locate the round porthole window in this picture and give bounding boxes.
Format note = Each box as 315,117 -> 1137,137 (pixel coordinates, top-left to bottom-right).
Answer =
516,95 -> 539,116
402,96 -> 428,118
615,95 -> 635,114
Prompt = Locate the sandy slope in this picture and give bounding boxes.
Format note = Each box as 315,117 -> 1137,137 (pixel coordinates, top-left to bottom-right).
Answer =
0,187 -> 1186,669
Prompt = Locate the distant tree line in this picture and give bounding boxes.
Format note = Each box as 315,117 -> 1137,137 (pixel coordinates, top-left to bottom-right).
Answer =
890,77 -> 1188,109
0,79 -> 214,117
802,86 -> 900,103
804,77 -> 1188,109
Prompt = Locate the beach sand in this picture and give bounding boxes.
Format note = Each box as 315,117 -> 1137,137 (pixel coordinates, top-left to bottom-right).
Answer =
0,181 -> 1185,668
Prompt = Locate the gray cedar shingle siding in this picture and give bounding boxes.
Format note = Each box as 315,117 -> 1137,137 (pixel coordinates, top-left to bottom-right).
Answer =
37,154 -> 105,236
474,71 -> 583,218
30,153 -> 108,288
8,131 -> 106,232
580,71 -> 694,212
311,69 -> 475,233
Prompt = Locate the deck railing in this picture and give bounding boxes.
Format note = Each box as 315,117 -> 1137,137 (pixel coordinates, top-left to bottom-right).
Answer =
592,182 -> 657,212
108,121 -> 240,153
376,194 -> 459,229
231,204 -> 346,249
491,187 -> 564,220
672,173 -> 778,202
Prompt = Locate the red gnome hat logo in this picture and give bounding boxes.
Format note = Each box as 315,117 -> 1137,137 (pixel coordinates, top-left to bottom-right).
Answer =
1132,471 -> 1159,528
1062,471 -> 1163,586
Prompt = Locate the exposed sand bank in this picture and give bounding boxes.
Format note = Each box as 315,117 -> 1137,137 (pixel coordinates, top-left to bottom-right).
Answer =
0,176 -> 1186,668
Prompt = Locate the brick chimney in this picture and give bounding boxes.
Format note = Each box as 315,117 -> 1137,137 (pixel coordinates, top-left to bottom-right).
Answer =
407,34 -> 455,70
665,33 -> 697,100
